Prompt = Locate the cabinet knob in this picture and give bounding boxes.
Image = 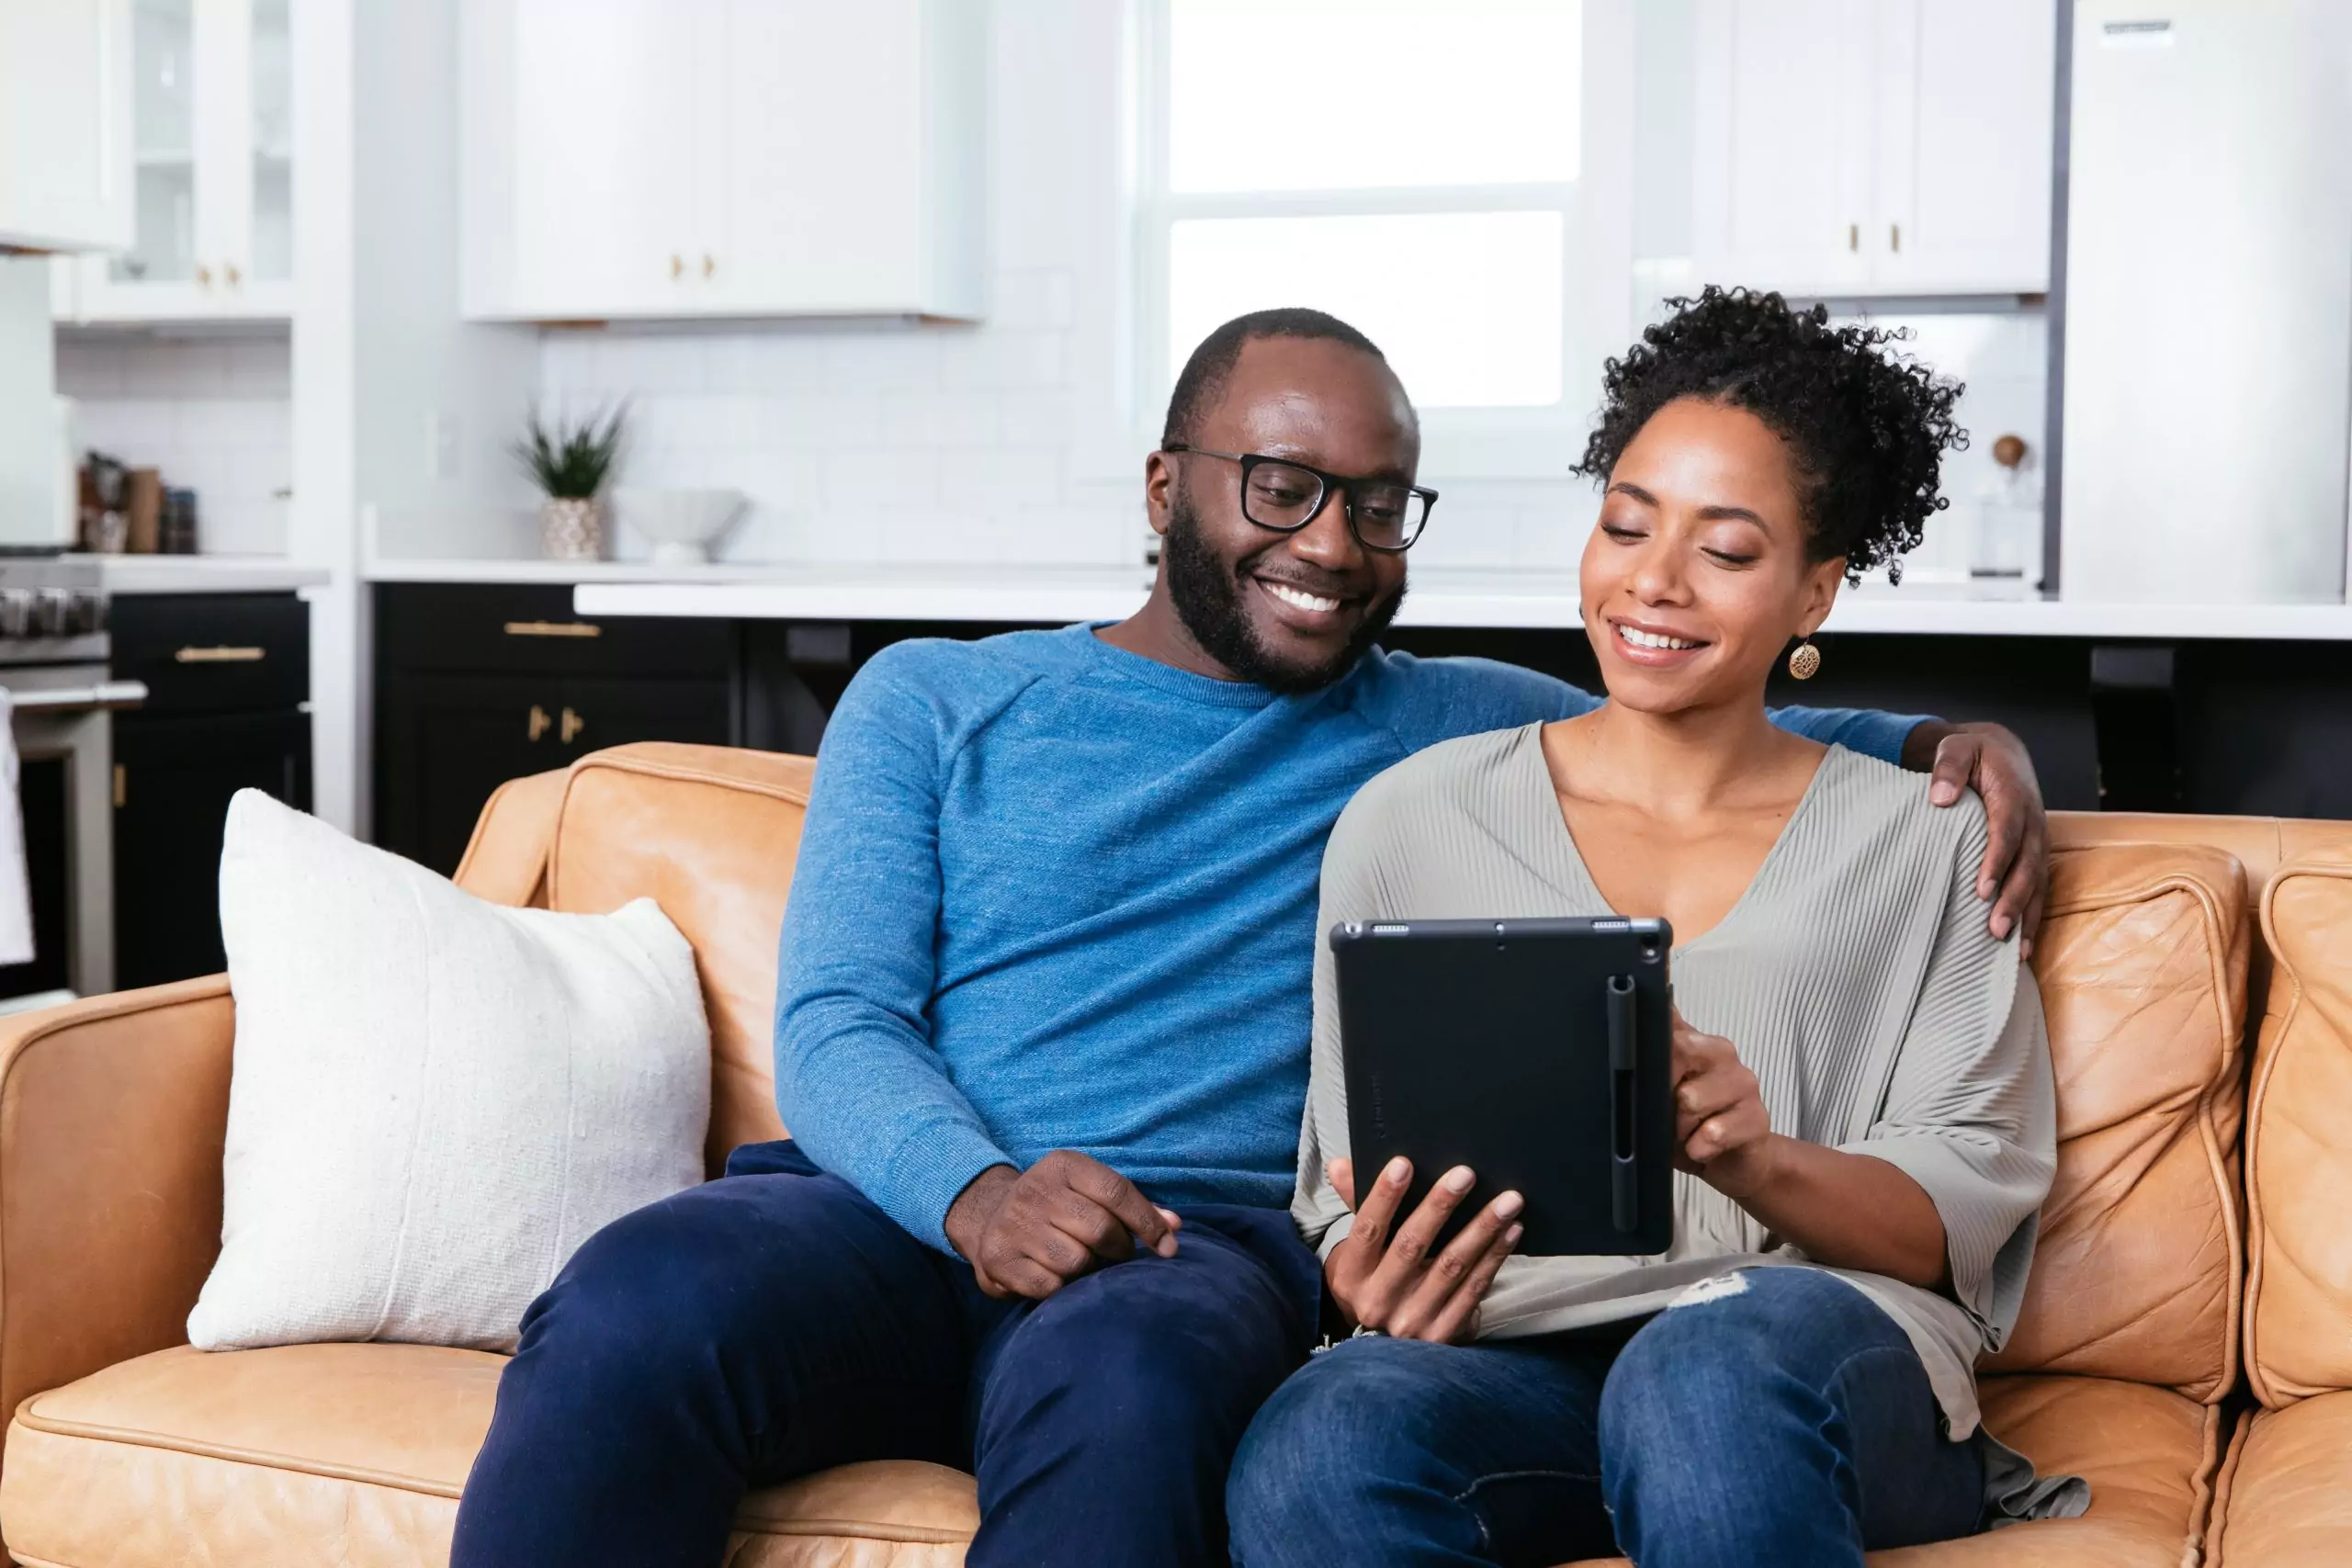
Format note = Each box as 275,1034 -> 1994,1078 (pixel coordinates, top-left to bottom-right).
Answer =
196,264 -> 213,288
702,254 -> 716,279
560,706 -> 585,744
527,704 -> 552,742
670,254 -> 684,280
226,262 -> 243,288
1992,434 -> 2029,469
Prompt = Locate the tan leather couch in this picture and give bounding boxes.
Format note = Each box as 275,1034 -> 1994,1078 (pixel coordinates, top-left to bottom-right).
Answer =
0,742 -> 2347,1568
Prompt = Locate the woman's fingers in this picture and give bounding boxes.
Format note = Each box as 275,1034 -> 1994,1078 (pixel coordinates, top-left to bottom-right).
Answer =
1346,1156 -> 1411,1253
1328,1157 -> 1358,1213
1423,1223 -> 1522,1344
1391,1189 -> 1522,1339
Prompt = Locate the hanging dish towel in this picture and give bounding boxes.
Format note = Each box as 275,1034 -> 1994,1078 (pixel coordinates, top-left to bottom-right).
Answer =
0,691 -> 31,965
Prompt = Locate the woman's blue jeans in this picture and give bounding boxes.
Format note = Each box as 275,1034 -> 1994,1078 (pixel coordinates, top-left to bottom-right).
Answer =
1227,1267 -> 1985,1567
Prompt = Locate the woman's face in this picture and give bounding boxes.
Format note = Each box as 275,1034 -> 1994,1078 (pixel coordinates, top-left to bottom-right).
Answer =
1579,396 -> 1846,716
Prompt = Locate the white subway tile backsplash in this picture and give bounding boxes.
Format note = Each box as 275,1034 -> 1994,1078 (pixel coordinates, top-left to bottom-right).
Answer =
823,448 -> 940,510
938,329 -> 1066,391
940,447 -> 1065,504
883,391 -> 1004,448
820,332 -> 941,392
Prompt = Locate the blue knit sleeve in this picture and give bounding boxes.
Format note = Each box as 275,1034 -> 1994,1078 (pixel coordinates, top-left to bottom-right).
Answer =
773,645 -> 1016,1253
1767,705 -> 1930,767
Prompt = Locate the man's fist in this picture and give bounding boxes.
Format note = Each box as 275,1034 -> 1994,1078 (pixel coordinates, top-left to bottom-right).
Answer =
943,1151 -> 1181,1300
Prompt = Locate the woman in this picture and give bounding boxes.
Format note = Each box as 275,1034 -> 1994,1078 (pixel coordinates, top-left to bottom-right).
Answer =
1225,288 -> 2078,1567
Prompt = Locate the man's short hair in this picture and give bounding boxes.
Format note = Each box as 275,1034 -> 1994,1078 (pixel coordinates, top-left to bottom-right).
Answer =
1160,308 -> 1390,448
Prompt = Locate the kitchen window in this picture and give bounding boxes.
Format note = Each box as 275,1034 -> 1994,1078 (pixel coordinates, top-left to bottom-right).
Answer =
1136,0 -> 1625,463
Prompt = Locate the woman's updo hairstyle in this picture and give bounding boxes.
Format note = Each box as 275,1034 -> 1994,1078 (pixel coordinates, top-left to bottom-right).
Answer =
1571,287 -> 1966,583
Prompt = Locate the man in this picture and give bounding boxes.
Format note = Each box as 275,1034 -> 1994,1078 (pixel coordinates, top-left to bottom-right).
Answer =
452,309 -> 2046,1567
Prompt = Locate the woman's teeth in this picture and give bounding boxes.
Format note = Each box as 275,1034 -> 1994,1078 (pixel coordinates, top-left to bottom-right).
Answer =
1617,624 -> 1701,651
1265,581 -> 1341,615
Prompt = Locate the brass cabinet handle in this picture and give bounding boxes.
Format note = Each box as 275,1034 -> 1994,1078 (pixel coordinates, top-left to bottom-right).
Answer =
196,264 -> 213,288
1890,222 -> 1902,254
560,706 -> 585,744
527,704 -> 552,742
113,764 -> 127,808
225,262 -> 242,287
1847,223 -> 1859,253
175,645 -> 265,663
702,254 -> 716,278
670,254 -> 684,279
503,620 -> 602,638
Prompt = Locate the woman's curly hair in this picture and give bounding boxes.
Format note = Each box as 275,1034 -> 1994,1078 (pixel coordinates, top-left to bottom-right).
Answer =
1572,287 -> 1966,583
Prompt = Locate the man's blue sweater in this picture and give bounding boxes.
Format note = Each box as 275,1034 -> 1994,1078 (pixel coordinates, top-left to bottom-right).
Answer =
773,624 -> 1917,1251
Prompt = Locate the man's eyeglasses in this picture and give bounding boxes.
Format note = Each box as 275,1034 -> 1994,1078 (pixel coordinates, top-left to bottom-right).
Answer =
1160,445 -> 1437,554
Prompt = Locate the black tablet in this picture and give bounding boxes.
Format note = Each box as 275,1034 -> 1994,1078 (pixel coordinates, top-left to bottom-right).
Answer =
1333,916 -> 1676,1257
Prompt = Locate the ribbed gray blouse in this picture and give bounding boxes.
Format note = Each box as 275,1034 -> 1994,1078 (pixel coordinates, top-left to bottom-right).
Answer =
1294,724 -> 2086,1523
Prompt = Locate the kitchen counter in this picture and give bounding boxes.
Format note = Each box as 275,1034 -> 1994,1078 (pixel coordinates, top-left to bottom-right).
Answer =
571,569 -> 2352,641
364,557 -> 808,586
72,555 -> 329,595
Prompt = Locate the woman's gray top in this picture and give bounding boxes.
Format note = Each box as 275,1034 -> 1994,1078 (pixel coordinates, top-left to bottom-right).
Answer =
1295,723 -> 2085,1523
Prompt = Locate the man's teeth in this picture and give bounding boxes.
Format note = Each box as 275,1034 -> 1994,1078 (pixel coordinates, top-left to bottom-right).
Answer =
1265,581 -> 1341,615
1617,625 -> 1701,651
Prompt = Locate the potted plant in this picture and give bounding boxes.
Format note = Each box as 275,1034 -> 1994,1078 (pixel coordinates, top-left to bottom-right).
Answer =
513,403 -> 627,562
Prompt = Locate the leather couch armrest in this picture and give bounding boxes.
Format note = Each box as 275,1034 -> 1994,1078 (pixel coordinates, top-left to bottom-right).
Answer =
454,767 -> 571,908
0,977 -> 232,1424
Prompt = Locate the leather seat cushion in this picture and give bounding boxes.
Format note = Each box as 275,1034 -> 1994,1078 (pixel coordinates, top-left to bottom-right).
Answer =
1563,1374 -> 2224,1568
2206,1392 -> 2352,1568
0,1343 -> 977,1568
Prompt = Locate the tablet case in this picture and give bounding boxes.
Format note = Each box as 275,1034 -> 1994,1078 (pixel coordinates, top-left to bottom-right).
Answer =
1333,917 -> 1675,1257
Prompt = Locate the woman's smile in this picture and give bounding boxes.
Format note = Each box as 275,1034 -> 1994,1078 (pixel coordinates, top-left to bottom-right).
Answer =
1608,616 -> 1712,665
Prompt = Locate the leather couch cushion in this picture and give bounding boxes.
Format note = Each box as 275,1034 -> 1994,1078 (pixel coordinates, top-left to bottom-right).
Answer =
1982,843 -> 2248,1400
2245,861 -> 2352,1404
0,1343 -> 977,1568
545,745 -> 816,1174
2207,1393 -> 2352,1567
1565,1374 -> 2223,1568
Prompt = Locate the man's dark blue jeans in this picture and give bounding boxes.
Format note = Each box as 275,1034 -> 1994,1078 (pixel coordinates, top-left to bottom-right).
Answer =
1227,1267 -> 1985,1567
449,1141 -> 1322,1568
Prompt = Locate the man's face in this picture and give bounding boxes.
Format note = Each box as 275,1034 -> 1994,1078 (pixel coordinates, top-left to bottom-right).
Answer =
1147,337 -> 1419,694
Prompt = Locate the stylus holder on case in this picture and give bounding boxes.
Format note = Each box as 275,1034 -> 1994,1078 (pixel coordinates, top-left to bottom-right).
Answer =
1608,974 -> 1639,1233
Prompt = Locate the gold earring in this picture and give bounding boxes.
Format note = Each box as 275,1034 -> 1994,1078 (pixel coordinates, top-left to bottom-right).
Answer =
1788,640 -> 1821,681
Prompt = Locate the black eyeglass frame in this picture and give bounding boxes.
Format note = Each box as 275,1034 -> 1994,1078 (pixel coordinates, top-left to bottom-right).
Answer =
1159,444 -> 1439,554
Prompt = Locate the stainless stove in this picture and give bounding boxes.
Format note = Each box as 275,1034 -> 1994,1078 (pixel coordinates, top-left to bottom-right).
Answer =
1,557 -> 146,1008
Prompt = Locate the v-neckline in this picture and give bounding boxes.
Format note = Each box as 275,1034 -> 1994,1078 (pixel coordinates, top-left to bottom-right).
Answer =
1513,721 -> 1839,955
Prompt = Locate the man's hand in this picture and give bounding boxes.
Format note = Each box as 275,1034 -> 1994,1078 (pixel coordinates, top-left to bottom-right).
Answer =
1906,719 -> 2049,955
943,1152 -> 1181,1300
1322,1156 -> 1521,1343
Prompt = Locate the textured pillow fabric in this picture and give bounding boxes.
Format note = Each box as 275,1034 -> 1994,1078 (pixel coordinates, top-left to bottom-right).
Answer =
189,789 -> 710,1353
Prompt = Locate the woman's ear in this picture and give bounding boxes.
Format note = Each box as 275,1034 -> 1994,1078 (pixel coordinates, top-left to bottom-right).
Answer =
1794,555 -> 1846,639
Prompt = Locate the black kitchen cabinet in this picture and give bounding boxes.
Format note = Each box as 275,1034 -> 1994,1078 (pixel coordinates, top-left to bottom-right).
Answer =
109,592 -> 313,989
114,709 -> 311,988
373,584 -> 740,875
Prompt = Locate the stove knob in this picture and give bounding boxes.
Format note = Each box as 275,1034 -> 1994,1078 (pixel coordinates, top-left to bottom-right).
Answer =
69,591 -> 108,636
31,588 -> 71,637
0,589 -> 29,638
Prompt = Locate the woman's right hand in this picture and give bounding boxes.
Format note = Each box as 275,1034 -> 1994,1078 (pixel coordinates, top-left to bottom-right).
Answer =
1322,1156 -> 1523,1343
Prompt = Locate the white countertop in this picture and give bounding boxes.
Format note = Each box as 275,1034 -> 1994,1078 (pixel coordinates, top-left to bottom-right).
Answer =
364,557 -> 810,586
73,554 -> 329,594
569,568 -> 2352,640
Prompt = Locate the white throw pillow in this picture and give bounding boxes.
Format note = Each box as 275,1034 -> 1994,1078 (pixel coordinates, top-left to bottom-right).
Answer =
189,789 -> 711,1353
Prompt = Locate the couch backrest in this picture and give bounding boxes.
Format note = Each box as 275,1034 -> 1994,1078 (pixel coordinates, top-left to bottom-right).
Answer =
2244,860 -> 2352,1405
1983,840 -> 2249,1399
457,745 -> 808,1175
453,749 -> 2347,1393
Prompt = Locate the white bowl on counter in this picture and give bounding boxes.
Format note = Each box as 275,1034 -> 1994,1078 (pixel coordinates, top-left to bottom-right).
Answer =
610,488 -> 749,565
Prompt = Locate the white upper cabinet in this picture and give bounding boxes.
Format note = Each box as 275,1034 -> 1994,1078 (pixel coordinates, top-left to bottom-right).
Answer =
0,0 -> 132,254
1694,0 -> 2054,298
57,0 -> 296,322
463,0 -> 986,322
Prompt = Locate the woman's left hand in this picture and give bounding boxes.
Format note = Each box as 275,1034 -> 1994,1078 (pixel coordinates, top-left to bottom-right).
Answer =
1671,1008 -> 1777,1199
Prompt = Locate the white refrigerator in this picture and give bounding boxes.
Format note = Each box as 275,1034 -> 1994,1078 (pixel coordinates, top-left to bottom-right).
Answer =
2059,0 -> 2352,603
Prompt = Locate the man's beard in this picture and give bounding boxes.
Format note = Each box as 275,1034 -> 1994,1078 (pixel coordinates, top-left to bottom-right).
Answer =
1161,491 -> 1406,695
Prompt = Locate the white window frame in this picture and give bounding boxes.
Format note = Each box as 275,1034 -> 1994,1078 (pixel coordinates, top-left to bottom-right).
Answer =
1125,0 -> 1635,480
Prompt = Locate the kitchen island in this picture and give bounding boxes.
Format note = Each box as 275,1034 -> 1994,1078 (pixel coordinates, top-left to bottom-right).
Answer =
557,570 -> 2352,820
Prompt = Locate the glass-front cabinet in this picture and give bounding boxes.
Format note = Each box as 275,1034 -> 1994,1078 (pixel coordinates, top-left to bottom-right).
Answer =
60,0 -> 294,321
